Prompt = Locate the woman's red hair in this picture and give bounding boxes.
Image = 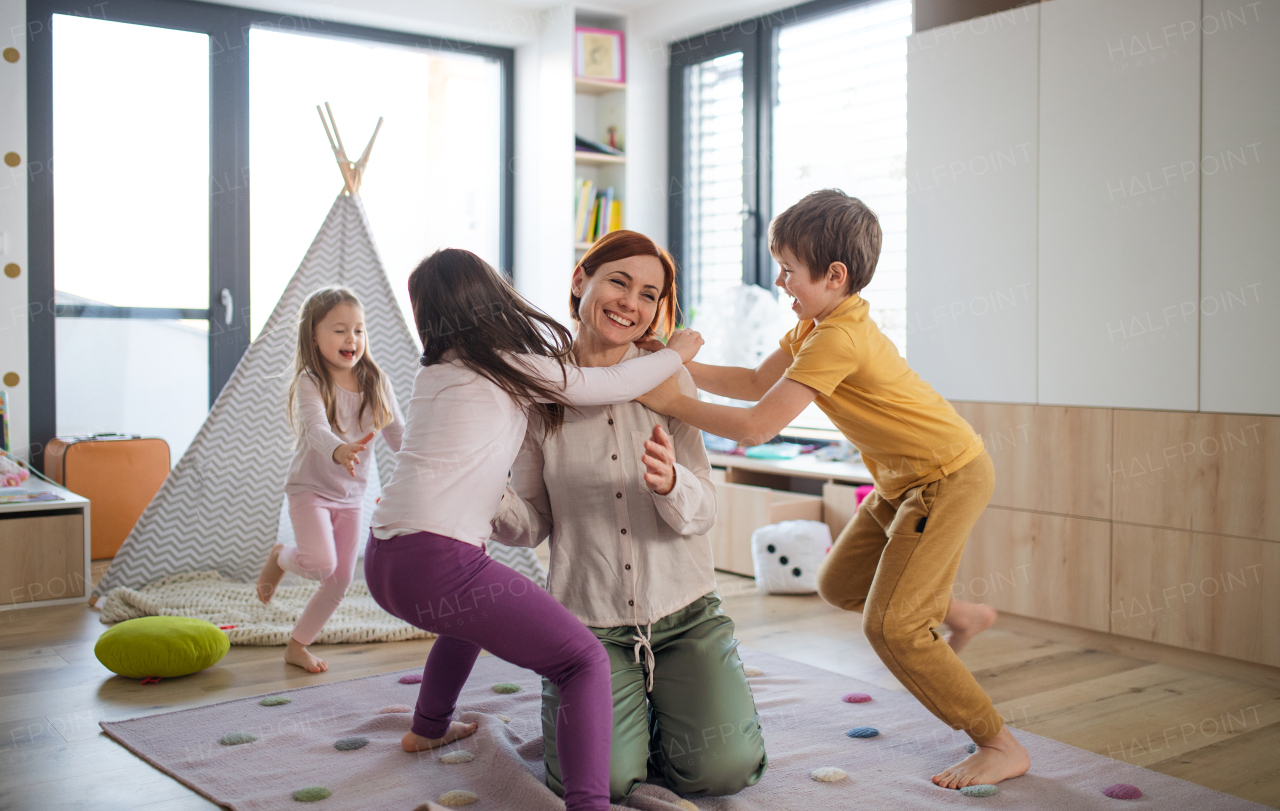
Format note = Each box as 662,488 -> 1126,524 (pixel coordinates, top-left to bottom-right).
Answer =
571,230 -> 681,340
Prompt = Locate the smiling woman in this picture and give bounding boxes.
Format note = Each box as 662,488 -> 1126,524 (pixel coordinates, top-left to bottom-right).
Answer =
491,229 -> 768,803
569,230 -> 680,344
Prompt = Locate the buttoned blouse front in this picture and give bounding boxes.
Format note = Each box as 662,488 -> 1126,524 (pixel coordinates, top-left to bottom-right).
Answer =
491,345 -> 718,628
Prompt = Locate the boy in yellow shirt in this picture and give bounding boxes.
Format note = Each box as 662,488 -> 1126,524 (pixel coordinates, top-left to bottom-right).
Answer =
638,189 -> 1029,789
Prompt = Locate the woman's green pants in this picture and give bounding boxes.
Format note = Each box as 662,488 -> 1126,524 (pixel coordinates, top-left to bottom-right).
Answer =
541,593 -> 768,801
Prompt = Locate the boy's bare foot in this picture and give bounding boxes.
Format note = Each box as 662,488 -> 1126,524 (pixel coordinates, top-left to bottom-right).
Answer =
256,544 -> 286,604
932,726 -> 1030,789
401,721 -> 478,753
944,600 -> 997,654
285,637 -> 327,673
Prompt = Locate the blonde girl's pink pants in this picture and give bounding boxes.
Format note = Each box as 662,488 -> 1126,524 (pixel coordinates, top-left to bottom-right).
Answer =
280,492 -> 363,646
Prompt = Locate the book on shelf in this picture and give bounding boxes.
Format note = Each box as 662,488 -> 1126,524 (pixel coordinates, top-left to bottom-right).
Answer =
574,180 -> 625,245
574,134 -> 623,157
574,178 -> 594,245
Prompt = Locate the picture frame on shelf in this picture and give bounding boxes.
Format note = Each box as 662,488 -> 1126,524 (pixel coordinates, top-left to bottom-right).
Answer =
575,27 -> 624,83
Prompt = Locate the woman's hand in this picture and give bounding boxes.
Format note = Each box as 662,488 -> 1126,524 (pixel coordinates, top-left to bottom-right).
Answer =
641,424 -> 677,495
635,373 -> 682,415
332,431 -> 375,476
662,328 -> 704,364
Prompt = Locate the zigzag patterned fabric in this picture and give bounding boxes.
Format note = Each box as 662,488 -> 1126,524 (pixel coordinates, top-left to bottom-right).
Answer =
93,193 -> 546,599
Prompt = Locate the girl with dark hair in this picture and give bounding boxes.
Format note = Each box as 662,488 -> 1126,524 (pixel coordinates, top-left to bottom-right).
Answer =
364,248 -> 703,811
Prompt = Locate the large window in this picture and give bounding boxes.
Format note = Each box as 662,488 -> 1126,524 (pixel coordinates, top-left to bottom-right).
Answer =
51,15 -> 211,461
27,0 -> 514,470
670,0 -> 912,439
249,29 -> 503,336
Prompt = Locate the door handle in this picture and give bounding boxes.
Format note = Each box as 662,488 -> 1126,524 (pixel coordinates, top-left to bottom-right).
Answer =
220,288 -> 233,326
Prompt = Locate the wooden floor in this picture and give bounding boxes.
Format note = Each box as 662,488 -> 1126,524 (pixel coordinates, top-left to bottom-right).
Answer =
1,568 -> 1278,810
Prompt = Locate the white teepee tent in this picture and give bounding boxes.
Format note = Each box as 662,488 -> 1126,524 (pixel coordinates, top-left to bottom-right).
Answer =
93,108 -> 545,600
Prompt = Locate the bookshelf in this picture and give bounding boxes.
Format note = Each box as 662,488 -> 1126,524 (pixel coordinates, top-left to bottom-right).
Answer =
573,12 -> 627,256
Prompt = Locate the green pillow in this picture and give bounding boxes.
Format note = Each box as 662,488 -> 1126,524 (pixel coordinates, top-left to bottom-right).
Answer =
95,616 -> 230,679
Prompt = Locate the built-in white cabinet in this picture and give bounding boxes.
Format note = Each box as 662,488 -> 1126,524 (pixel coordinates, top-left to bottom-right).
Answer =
905,6 -> 1039,403
1037,0 -> 1201,410
1199,0 -> 1280,416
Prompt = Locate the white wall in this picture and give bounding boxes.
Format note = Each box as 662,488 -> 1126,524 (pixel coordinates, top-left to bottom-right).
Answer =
0,0 -> 29,460
906,0 -> 1279,416
1199,0 -> 1279,415
906,5 -> 1039,403
1038,0 -> 1202,411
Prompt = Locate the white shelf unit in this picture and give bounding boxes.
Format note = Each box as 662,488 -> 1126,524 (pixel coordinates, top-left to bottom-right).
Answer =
573,11 -> 626,257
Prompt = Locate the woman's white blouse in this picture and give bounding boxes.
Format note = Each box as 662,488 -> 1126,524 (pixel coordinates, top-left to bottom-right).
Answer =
491,345 -> 718,627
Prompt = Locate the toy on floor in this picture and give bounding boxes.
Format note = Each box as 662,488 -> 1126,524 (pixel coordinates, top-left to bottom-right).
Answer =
492,682 -> 521,693
751,520 -> 831,594
293,787 -> 331,802
842,692 -> 872,703
845,726 -> 879,738
260,695 -> 291,706
380,705 -> 412,714
219,732 -> 256,746
960,785 -> 998,797
334,737 -> 369,751
399,673 -> 423,684
1103,784 -> 1143,799
743,665 -> 764,677
95,616 -> 229,679
436,789 -> 478,806
965,742 -> 978,753
440,750 -> 475,764
811,766 -> 848,782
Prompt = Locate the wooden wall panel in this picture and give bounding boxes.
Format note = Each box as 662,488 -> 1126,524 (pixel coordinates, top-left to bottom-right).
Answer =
1199,0 -> 1280,416
1112,524 -> 1280,667
906,5 -> 1039,402
1113,410 -> 1280,542
953,402 -> 1111,518
1038,0 -> 1201,410
957,506 -> 1111,631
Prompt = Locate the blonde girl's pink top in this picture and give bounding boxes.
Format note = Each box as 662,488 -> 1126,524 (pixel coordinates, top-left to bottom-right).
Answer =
283,373 -> 405,504
371,348 -> 684,548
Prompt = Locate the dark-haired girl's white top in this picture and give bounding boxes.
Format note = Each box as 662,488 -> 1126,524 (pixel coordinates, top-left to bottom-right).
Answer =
370,349 -> 683,547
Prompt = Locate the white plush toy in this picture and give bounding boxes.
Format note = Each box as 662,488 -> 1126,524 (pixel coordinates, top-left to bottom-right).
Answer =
751,520 -> 832,594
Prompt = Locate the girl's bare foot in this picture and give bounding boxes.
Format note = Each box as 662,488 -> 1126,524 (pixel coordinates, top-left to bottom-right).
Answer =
932,725 -> 1030,789
285,637 -> 327,673
944,599 -> 997,654
401,721 -> 478,753
256,544 -> 286,604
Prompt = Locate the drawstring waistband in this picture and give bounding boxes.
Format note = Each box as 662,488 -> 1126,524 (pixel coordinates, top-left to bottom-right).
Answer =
632,622 -> 655,693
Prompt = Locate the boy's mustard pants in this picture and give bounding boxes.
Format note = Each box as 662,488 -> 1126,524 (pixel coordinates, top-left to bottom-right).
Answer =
816,451 -> 1004,742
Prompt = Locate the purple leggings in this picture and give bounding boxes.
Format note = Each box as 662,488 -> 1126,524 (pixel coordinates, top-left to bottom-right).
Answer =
364,531 -> 612,811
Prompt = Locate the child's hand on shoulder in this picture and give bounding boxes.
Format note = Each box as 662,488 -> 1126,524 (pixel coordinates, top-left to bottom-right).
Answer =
636,374 -> 682,415
662,328 -> 704,364
333,432 -> 375,477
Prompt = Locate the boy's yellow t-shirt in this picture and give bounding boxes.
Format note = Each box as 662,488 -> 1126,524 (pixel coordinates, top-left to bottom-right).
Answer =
780,294 -> 984,499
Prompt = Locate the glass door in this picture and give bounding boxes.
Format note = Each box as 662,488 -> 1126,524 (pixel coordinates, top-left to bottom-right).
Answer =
669,27 -> 762,320
51,14 -> 213,462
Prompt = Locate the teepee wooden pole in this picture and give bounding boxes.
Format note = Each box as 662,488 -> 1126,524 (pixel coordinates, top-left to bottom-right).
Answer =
354,116 -> 384,172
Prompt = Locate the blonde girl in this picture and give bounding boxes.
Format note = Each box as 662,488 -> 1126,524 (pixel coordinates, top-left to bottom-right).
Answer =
256,285 -> 404,673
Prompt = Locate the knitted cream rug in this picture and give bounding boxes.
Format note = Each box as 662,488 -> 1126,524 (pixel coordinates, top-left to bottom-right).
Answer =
99,571 -> 435,646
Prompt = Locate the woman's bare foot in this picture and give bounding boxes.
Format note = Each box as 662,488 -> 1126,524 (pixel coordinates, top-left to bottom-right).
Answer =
932,725 -> 1030,789
256,544 -> 286,604
401,721 -> 478,753
944,600 -> 997,654
284,637 -> 327,673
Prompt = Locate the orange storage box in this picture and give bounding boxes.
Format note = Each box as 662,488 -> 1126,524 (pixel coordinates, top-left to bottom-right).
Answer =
46,434 -> 169,559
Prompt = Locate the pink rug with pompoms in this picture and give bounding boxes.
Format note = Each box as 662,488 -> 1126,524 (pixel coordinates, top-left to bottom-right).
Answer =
99,649 -> 1268,810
